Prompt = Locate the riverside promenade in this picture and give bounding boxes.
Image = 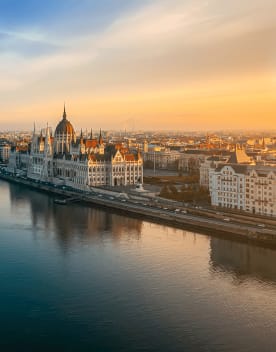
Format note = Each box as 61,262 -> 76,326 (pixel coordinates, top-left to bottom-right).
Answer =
1,172 -> 276,247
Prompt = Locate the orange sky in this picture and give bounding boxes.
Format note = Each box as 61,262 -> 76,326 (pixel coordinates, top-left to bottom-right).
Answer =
0,0 -> 275,131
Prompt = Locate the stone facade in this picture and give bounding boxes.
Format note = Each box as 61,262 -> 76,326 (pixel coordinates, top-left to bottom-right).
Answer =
143,149 -> 181,170
209,164 -> 276,217
9,107 -> 143,190
199,156 -> 229,189
0,144 -> 11,163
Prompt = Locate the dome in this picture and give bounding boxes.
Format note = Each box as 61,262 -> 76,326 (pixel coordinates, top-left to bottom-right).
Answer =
55,118 -> 75,136
54,105 -> 75,136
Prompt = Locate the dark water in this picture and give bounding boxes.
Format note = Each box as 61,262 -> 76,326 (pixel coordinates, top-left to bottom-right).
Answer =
1,180 -> 276,352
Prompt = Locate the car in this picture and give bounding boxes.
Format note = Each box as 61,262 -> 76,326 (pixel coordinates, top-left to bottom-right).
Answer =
257,224 -> 265,228
174,209 -> 180,212
181,210 -> 187,214
223,218 -> 230,222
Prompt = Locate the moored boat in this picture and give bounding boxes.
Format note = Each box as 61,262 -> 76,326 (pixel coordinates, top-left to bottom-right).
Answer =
54,198 -> 67,205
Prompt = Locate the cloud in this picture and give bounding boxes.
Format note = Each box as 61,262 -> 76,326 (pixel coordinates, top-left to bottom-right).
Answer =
0,0 -> 276,129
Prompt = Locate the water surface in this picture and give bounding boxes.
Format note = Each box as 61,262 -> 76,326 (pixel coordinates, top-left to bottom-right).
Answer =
1,180 -> 276,351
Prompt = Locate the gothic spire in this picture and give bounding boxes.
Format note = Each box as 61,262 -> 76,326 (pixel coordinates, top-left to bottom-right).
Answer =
99,128 -> 103,144
63,103 -> 67,120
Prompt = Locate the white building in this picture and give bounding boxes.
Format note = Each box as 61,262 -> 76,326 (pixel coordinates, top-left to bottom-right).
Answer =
178,151 -> 207,173
245,168 -> 276,217
143,149 -> 181,169
200,145 -> 254,190
209,164 -> 247,211
0,144 -> 10,163
9,106 -> 143,190
200,155 -> 229,189
210,164 -> 276,217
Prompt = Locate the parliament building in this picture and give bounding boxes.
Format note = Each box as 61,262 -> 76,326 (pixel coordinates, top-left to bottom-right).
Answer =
10,106 -> 143,190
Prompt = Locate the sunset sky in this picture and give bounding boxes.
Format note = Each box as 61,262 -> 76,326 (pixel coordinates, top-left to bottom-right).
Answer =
0,0 -> 275,131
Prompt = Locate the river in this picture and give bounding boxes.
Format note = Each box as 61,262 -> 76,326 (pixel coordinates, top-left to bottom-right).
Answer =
1,180 -> 276,352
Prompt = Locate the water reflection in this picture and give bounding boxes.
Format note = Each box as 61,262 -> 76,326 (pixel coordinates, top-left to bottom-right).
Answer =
7,181 -> 276,285
8,183 -> 142,246
2,180 -> 276,352
210,237 -> 276,285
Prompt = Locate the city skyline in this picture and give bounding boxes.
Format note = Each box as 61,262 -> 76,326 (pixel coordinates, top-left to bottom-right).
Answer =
0,0 -> 275,130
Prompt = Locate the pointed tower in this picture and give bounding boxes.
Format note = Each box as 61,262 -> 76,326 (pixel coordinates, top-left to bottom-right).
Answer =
98,129 -> 104,154
262,137 -> 266,150
31,122 -> 37,152
27,122 -> 38,178
80,129 -> 85,154
99,128 -> 103,145
45,123 -> 52,156
63,103 -> 67,120
41,123 -> 53,180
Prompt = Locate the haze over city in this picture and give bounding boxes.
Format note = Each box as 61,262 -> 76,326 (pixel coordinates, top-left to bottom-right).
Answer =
1,0 -> 275,130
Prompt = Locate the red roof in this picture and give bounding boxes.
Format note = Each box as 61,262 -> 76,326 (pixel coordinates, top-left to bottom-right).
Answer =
85,139 -> 98,148
124,154 -> 135,161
